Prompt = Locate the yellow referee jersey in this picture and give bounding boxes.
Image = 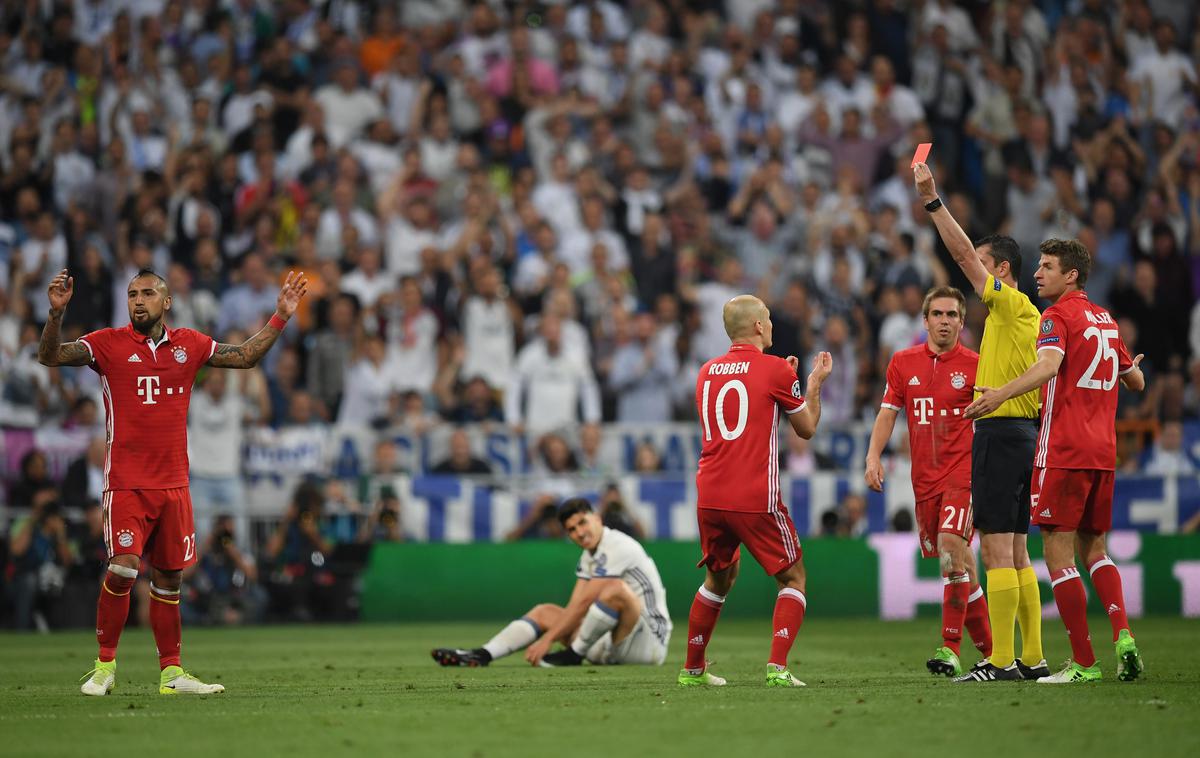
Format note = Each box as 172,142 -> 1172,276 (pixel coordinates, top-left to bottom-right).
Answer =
976,274 -> 1040,419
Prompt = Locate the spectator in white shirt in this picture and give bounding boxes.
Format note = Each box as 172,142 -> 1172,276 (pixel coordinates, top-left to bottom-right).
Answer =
316,179 -> 379,259
188,370 -> 246,543
383,277 -> 440,394
505,313 -> 601,436
340,245 -> 395,310
315,59 -> 384,143
338,333 -> 398,427
561,195 -> 629,275
460,265 -> 518,391
867,56 -> 925,129
1130,20 -> 1198,129
1144,421 -> 1196,476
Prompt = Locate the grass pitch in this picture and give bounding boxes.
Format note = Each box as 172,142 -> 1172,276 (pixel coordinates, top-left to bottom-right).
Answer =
1,618 -> 1197,758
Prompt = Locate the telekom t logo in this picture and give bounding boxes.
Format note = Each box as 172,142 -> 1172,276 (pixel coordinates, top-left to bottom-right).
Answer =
137,375 -> 161,405
912,397 -> 934,425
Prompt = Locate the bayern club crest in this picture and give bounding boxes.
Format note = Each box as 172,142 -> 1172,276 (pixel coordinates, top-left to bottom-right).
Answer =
116,529 -> 134,548
173,346 -> 188,364
950,371 -> 967,390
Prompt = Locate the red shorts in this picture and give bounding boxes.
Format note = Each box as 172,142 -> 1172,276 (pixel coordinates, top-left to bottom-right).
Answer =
1030,467 -> 1114,533
915,488 -> 974,558
696,507 -> 802,576
103,487 -> 198,570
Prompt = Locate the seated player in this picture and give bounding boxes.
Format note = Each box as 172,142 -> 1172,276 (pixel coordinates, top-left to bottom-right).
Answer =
432,498 -> 671,667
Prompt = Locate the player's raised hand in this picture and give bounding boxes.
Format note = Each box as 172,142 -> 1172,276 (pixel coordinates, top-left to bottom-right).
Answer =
807,351 -> 833,385
1131,353 -> 1144,370
964,386 -> 1004,419
47,269 -> 74,312
276,270 -> 309,319
785,355 -> 800,374
864,457 -> 885,492
913,162 -> 936,202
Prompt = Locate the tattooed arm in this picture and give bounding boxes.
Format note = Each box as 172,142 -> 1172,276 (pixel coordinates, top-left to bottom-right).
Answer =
207,271 -> 309,369
38,270 -> 93,367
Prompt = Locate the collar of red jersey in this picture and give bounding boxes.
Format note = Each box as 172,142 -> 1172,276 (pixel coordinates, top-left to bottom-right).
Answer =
1058,290 -> 1088,304
728,342 -> 760,352
924,341 -> 962,359
124,322 -> 173,346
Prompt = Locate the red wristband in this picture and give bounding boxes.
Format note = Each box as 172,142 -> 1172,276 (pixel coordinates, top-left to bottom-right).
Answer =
268,314 -> 288,331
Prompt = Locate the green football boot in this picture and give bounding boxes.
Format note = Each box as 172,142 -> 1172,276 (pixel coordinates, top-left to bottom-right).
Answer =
1036,660 -> 1102,684
927,646 -> 962,677
1115,629 -> 1144,682
765,668 -> 806,687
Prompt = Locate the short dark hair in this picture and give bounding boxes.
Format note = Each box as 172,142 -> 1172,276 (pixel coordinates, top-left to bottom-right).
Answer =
975,234 -> 1022,280
130,268 -> 167,289
1038,238 -> 1091,288
557,497 -> 594,525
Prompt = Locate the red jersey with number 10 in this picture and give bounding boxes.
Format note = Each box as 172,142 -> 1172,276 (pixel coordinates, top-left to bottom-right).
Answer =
695,344 -> 806,513
1034,291 -> 1133,470
880,342 -> 978,501
80,324 -> 217,491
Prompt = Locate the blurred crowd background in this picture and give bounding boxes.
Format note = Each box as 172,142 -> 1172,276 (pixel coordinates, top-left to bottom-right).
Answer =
2,0 -> 1200,629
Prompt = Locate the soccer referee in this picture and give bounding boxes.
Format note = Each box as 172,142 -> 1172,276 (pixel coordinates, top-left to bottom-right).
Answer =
914,163 -> 1047,682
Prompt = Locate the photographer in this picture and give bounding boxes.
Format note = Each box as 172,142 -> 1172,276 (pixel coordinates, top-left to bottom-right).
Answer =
357,487 -> 408,544
7,490 -> 74,629
184,515 -> 265,626
263,482 -> 336,621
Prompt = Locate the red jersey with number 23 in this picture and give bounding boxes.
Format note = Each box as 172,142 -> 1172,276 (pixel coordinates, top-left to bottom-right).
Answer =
880,342 -> 978,501
1034,291 -> 1133,470
695,344 -> 806,513
80,324 -> 217,491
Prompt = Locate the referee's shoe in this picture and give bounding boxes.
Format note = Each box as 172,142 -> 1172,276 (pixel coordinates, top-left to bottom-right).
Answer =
954,659 -> 1022,682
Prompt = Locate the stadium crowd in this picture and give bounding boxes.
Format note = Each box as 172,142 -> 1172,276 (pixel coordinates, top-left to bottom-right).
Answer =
2,0 -> 1200,628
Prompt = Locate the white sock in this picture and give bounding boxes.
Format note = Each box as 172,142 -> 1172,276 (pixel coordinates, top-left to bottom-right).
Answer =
482,617 -> 541,660
570,602 -> 620,656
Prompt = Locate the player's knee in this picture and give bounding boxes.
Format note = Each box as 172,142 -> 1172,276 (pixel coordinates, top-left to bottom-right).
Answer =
597,580 -> 633,605
110,554 -> 140,572
152,567 -> 183,591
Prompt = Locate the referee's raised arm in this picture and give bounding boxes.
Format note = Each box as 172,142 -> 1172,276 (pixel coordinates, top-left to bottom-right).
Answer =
913,162 -> 989,296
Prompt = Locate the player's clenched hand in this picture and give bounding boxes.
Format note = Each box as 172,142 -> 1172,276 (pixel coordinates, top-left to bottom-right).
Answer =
786,355 -> 799,374
276,270 -> 309,319
807,351 -> 833,386
525,635 -> 553,666
964,386 -> 1003,419
913,162 -> 936,202
47,269 -> 74,312
864,457 -> 885,492
1131,353 -> 1144,370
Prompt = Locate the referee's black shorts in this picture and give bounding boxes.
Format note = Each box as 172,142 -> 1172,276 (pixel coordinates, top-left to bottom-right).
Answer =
971,417 -> 1039,534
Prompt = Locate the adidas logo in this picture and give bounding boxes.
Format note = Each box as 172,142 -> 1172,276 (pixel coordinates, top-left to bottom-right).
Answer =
908,376 -> 921,385
1040,508 -> 1052,517
774,628 -> 790,639
1107,603 -> 1120,614
689,635 -> 704,645
128,354 -> 142,362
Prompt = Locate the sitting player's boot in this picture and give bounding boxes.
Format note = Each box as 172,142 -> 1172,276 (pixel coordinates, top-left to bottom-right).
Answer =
538,648 -> 585,667
953,660 -> 1022,682
159,666 -> 225,695
1015,658 -> 1050,680
80,659 -> 116,696
926,646 -> 962,677
677,667 -> 727,687
1037,659 -> 1102,684
765,666 -> 806,687
431,648 -> 491,667
1115,630 -> 1143,682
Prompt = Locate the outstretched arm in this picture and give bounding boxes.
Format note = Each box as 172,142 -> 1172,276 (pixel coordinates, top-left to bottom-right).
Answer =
207,271 -> 308,368
965,349 -> 1063,419
38,269 -> 92,367
914,163 -> 988,296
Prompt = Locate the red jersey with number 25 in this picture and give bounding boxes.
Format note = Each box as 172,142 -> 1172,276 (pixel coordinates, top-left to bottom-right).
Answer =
1034,291 -> 1133,470
695,343 -> 805,513
80,324 -> 217,492
880,342 -> 978,501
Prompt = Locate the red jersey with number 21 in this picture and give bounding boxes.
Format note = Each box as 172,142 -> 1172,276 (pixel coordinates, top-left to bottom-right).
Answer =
695,344 -> 805,513
1034,291 -> 1133,470
880,342 -> 978,501
80,324 -> 217,492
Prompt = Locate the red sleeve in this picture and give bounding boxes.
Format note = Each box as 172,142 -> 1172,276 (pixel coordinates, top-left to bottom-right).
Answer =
180,328 -> 218,368
78,328 -> 111,373
881,355 -> 904,410
1036,306 -> 1067,355
767,357 -> 805,415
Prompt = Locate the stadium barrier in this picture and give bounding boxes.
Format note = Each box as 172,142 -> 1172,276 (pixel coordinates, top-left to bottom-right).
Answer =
362,531 -> 1200,622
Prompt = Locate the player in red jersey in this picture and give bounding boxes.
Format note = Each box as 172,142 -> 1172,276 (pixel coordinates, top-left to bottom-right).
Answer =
38,267 -> 307,696
865,286 -> 993,677
967,239 -> 1145,683
677,294 -> 832,688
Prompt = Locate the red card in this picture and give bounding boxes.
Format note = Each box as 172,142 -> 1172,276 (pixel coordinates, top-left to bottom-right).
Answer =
911,142 -> 932,167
